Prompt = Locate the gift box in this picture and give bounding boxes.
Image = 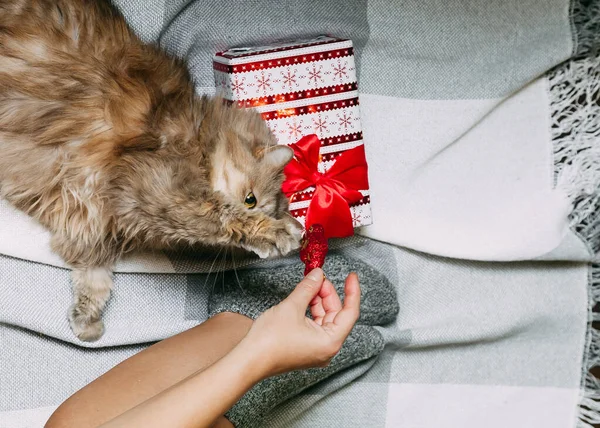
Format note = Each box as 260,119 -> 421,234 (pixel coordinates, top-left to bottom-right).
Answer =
213,35 -> 372,235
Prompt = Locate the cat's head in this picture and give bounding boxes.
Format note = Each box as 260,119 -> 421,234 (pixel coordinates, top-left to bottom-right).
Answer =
201,96 -> 294,219
112,96 -> 295,248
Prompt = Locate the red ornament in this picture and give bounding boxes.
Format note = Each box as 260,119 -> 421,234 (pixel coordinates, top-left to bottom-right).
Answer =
299,224 -> 328,276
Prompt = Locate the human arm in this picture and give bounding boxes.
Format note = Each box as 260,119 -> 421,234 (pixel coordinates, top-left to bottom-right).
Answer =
98,336 -> 266,428
99,268 -> 361,428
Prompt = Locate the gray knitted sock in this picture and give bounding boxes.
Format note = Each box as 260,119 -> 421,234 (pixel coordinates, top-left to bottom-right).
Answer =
208,252 -> 399,326
225,324 -> 385,428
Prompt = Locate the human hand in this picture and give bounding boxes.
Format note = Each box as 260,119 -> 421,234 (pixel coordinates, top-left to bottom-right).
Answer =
239,268 -> 361,378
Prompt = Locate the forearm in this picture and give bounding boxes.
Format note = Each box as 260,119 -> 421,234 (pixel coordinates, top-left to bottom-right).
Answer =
100,339 -> 267,428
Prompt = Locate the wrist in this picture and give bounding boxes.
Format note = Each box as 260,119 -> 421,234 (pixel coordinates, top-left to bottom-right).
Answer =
231,335 -> 276,383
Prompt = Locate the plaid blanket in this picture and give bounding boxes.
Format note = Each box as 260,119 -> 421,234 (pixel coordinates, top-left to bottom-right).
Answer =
1,0 -> 599,427
0,240 -> 593,427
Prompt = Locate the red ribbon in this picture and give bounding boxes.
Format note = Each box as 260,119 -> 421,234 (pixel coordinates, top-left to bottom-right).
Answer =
282,134 -> 369,238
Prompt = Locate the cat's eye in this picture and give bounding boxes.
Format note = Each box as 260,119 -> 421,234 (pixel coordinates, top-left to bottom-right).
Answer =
244,192 -> 257,209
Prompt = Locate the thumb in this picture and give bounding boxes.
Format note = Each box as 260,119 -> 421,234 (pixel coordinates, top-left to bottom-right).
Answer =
287,268 -> 324,310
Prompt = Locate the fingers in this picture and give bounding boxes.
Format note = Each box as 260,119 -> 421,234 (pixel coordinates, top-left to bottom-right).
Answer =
310,295 -> 326,325
320,279 -> 342,324
286,268 -> 324,310
330,272 -> 361,336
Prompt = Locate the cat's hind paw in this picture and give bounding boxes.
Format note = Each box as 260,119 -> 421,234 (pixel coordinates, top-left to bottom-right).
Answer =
68,266 -> 113,342
68,307 -> 105,342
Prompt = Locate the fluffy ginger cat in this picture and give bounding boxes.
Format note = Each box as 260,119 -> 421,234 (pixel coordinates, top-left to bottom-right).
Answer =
0,0 -> 302,341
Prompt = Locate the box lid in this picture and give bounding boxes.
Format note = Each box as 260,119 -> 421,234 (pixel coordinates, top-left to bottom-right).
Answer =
214,35 -> 351,65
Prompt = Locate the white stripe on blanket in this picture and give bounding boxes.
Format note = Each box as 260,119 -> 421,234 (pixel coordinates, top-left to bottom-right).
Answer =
384,384 -> 579,428
358,79 -> 589,261
0,405 -> 57,428
0,384 -> 578,428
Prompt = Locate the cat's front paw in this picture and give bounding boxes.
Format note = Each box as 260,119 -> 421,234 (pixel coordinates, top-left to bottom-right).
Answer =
244,216 -> 303,259
277,214 -> 303,255
281,213 -> 303,244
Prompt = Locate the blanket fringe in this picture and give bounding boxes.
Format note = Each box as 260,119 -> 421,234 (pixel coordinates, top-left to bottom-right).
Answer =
551,51 -> 600,255
571,0 -> 600,58
578,265 -> 600,428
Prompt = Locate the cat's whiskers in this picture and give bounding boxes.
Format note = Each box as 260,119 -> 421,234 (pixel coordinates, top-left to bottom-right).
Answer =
221,247 -> 227,294
210,246 -> 227,295
211,257 -> 221,296
231,247 -> 244,292
203,245 -> 223,293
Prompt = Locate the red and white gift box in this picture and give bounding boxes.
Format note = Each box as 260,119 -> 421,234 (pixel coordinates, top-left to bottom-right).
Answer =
213,35 -> 372,231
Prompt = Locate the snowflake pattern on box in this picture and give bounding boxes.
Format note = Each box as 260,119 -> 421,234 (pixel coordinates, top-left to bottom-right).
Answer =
215,56 -> 357,100
330,59 -> 349,82
254,71 -> 272,95
312,115 -> 329,136
279,68 -> 299,91
307,64 -> 324,85
267,104 -> 362,145
337,110 -> 355,133
286,118 -> 305,139
230,76 -> 246,97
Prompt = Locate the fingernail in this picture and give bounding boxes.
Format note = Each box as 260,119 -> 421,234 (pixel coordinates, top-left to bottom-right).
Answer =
307,268 -> 323,281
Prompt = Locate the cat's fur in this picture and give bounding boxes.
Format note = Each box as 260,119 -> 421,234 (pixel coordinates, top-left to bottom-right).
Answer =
0,0 -> 302,341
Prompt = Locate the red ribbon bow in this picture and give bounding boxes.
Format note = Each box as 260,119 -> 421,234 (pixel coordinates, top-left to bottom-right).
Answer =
282,134 -> 369,238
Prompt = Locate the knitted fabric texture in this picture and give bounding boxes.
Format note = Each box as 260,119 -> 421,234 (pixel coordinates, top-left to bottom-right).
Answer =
208,252 -> 396,427
226,325 -> 385,428
208,252 -> 399,325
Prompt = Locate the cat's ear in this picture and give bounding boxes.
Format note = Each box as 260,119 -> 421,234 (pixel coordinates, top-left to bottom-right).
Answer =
261,145 -> 293,170
118,134 -> 165,154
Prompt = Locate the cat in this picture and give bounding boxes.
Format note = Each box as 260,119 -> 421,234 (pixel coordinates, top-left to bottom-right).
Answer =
0,0 -> 303,341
